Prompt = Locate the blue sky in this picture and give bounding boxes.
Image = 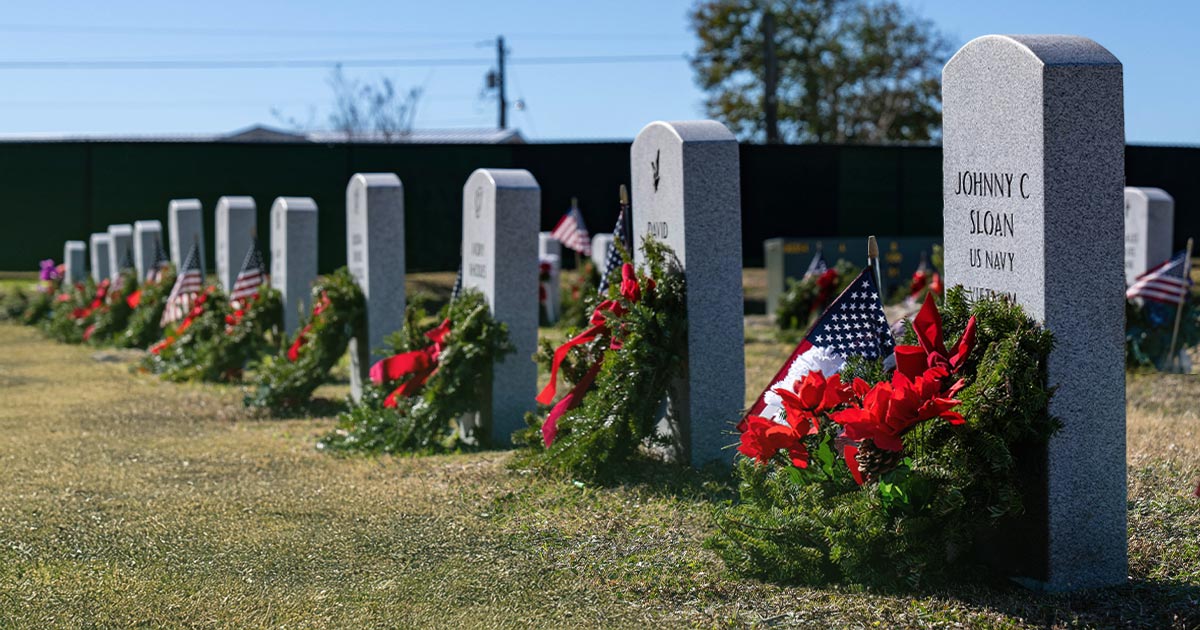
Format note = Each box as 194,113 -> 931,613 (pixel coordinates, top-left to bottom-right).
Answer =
0,0 -> 1194,143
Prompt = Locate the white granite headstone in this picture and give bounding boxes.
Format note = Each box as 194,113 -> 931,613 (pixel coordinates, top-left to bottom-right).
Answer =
107,224 -> 134,281
630,120 -> 745,468
538,233 -> 561,324
461,168 -> 539,445
133,220 -> 163,281
1123,187 -> 1174,286
215,196 -> 257,293
346,173 -> 406,401
63,241 -> 86,284
943,34 -> 1126,591
168,199 -> 206,275
270,197 -> 319,335
590,233 -> 614,269
539,254 -> 561,324
88,233 -> 111,283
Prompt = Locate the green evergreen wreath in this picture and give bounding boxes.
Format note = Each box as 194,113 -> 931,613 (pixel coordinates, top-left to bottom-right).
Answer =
43,277 -> 100,344
1,285 -> 29,321
1125,294 -> 1199,369
20,287 -> 53,326
515,238 -> 688,480
141,286 -> 229,380
776,259 -> 860,331
709,287 -> 1058,589
559,259 -> 601,330
244,267 -> 365,412
119,265 -> 177,349
319,288 -> 514,453
141,285 -> 283,382
86,269 -> 139,345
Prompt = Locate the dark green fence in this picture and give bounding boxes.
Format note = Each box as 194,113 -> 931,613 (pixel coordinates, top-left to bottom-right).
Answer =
0,141 -> 1194,271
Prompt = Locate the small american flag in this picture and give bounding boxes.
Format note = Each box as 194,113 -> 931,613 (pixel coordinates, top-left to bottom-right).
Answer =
1127,250 -> 1193,305
747,266 -> 895,422
450,265 -> 463,302
597,192 -> 632,295
160,241 -> 204,327
147,238 -> 171,284
229,239 -> 266,308
803,250 -> 828,278
114,248 -> 137,292
551,206 -> 591,256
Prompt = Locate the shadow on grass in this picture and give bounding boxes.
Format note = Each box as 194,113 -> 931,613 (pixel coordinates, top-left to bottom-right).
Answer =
247,396 -> 349,420
509,450 -> 736,504
935,578 -> 1200,629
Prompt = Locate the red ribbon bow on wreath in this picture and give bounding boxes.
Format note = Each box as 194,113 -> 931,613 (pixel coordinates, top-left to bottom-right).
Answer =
368,318 -> 452,408
287,292 -> 332,362
536,263 -> 642,447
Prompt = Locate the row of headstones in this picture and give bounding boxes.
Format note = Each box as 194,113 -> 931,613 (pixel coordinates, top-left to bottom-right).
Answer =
63,196 -> 320,335
53,34 -> 1130,592
340,123 -> 745,457
450,34 -> 1130,592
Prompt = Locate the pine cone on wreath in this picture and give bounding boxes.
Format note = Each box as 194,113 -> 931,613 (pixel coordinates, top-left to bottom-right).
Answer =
856,439 -> 903,482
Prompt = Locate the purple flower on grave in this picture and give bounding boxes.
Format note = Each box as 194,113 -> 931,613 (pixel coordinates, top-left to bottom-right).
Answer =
39,259 -> 61,281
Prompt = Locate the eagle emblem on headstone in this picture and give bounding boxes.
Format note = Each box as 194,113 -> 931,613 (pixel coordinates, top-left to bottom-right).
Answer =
652,150 -> 661,192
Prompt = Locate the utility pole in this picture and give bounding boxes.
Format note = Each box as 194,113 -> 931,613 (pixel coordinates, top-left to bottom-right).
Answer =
497,35 -> 507,130
762,11 -> 780,144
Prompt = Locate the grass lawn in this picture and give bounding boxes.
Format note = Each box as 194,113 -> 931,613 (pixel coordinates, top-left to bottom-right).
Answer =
0,316 -> 1198,628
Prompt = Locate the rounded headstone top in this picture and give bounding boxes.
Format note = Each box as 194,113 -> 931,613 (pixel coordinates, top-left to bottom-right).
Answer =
351,172 -> 401,188
271,196 -> 318,212
467,168 -> 539,190
168,198 -> 202,211
635,120 -> 736,143
107,224 -> 133,236
89,232 -> 111,244
1125,186 -> 1173,203
947,34 -> 1119,70
65,240 -> 86,249
216,196 -> 256,211
133,220 -> 163,231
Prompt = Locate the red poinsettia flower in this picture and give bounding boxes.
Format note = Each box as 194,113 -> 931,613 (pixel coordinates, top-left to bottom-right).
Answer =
894,295 -> 975,396
738,415 -> 811,468
773,371 -> 853,428
830,367 -> 964,453
619,263 -> 640,302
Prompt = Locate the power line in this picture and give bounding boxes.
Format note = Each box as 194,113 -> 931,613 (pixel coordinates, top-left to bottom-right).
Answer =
0,23 -> 685,41
0,53 -> 686,71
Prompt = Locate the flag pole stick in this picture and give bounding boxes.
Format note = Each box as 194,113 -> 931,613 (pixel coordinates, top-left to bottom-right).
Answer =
1166,236 -> 1194,372
867,235 -> 881,293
